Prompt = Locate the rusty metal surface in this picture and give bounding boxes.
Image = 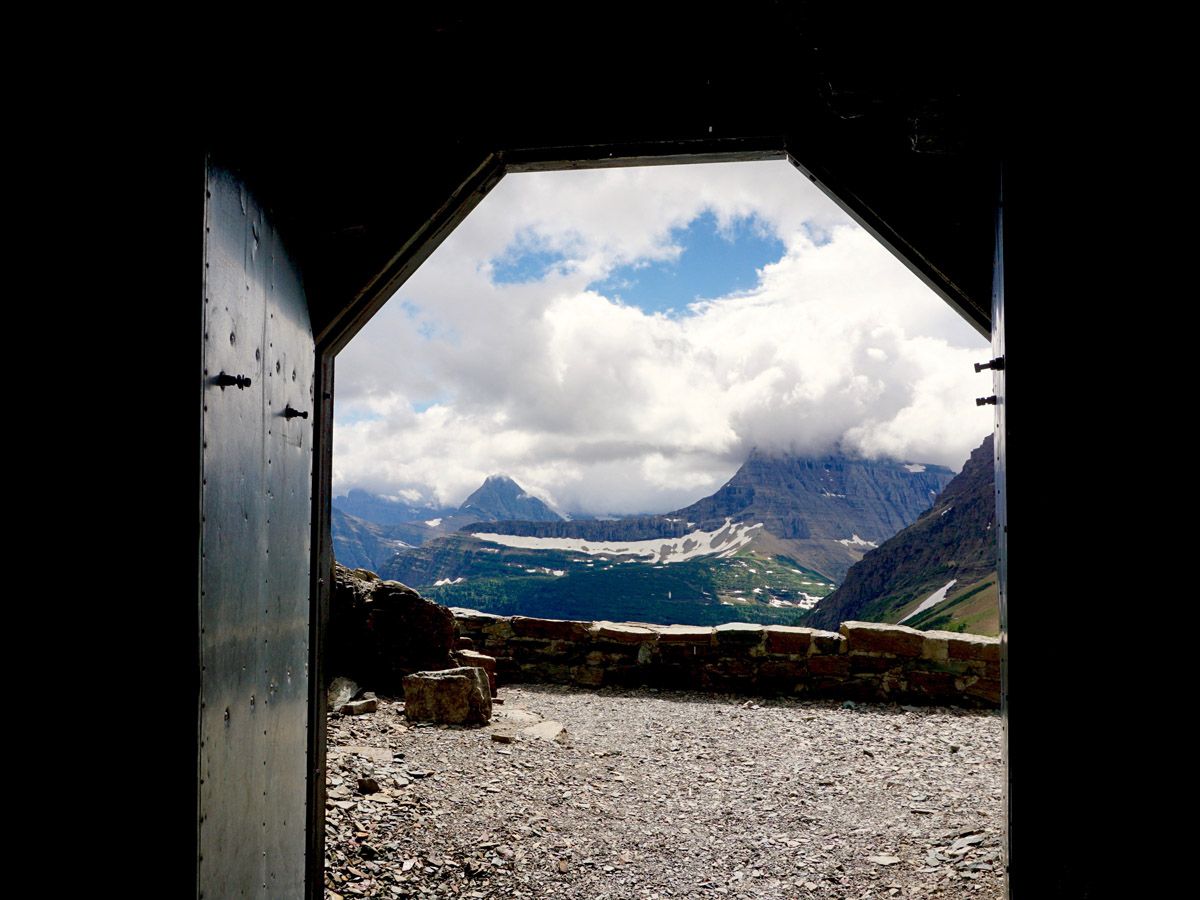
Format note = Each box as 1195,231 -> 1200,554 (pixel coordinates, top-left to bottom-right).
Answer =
200,161 -> 313,898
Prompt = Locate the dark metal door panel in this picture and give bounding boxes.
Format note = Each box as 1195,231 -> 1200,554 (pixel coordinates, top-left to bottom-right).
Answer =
263,216 -> 315,894
200,162 -> 312,898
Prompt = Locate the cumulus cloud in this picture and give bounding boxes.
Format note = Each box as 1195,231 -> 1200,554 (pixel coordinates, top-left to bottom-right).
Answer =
333,161 -> 991,514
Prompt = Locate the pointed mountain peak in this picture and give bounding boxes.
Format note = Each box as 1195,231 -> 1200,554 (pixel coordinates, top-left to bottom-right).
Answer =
459,474 -> 563,522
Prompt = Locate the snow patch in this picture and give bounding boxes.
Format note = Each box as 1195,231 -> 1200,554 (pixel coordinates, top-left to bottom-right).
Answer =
522,566 -> 567,577
899,579 -> 958,623
837,534 -> 878,549
904,463 -> 927,473
424,518 -> 443,528
470,519 -> 763,565
433,577 -> 465,586
795,592 -> 823,610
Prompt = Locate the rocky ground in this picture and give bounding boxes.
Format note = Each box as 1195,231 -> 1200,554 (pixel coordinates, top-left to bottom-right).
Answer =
326,685 -> 1003,899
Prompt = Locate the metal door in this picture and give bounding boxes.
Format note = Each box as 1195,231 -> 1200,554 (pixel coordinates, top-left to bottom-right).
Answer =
199,161 -> 314,897
991,179 -> 1008,897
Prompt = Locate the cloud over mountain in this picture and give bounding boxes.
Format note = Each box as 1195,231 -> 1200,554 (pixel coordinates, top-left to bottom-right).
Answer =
333,161 -> 991,515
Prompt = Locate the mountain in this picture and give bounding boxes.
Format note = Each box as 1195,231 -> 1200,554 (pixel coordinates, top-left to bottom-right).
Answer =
331,475 -> 561,568
673,449 -> 954,580
806,435 -> 998,635
454,451 -> 955,581
331,507 -> 429,572
457,474 -> 563,523
333,488 -> 452,526
377,449 -> 953,625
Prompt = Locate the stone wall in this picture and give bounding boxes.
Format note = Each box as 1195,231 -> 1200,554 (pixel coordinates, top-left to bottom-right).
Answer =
452,611 -> 1000,707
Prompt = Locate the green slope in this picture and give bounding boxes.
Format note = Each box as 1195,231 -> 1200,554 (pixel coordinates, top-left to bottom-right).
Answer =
387,535 -> 834,626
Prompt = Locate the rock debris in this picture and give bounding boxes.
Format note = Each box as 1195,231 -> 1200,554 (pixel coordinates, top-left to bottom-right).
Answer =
326,684 -> 1002,898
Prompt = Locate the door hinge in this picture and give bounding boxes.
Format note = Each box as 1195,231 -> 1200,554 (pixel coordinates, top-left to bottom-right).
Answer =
974,356 -> 1005,373
214,372 -> 252,390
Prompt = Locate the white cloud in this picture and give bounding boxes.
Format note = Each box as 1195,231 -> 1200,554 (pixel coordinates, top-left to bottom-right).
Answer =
333,161 -> 991,514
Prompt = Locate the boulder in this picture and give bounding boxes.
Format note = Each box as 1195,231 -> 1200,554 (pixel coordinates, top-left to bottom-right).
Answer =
453,649 -> 498,695
327,675 -> 360,709
402,667 -> 492,725
328,564 -> 456,694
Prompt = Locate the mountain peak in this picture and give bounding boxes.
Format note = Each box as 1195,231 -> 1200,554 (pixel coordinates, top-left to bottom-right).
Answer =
459,474 -> 563,522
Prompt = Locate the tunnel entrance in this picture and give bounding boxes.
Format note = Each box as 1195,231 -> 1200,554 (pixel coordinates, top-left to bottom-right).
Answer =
319,158 -> 1003,897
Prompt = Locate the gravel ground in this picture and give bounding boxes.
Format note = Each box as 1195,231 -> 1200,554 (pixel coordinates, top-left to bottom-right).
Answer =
326,685 -> 1003,899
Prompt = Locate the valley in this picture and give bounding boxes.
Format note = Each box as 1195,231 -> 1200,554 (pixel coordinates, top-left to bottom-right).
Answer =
333,443 -> 997,633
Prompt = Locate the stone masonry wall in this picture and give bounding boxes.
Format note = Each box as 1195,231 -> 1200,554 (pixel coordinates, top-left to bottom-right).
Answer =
452,611 -> 1000,708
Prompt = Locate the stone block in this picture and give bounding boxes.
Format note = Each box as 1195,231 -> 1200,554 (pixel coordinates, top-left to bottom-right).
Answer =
508,637 -> 568,657
758,659 -> 807,681
907,669 -> 957,697
654,625 -> 714,644
511,616 -> 593,641
481,619 -> 516,641
451,608 -> 507,629
840,621 -> 925,657
921,633 -> 950,662
849,654 -> 899,674
961,677 -> 1001,705
946,632 -> 1001,662
519,662 -> 572,683
593,621 -> 658,644
764,625 -> 813,655
402,667 -> 492,725
706,656 -> 756,680
657,642 -> 711,664
809,630 -> 847,655
453,649 -> 498,695
807,654 -> 850,677
341,698 -> 377,715
572,666 -> 605,687
842,675 -> 884,701
714,622 -> 766,647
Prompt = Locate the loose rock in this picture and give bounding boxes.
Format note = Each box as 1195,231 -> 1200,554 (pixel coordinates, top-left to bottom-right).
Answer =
341,698 -> 377,716
325,685 -> 1002,898
403,667 -> 492,726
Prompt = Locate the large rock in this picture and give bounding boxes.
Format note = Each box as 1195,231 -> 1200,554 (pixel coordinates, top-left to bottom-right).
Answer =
328,564 -> 456,694
403,667 -> 492,725
453,649 -> 498,695
327,675 -> 360,709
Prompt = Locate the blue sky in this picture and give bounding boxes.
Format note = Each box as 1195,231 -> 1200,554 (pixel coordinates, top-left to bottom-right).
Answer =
332,162 -> 990,514
496,211 -> 786,317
